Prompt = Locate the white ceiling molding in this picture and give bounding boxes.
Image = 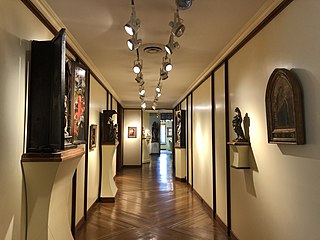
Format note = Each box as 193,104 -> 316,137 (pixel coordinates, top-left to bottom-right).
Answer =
173,0 -> 285,107
30,0 -> 122,105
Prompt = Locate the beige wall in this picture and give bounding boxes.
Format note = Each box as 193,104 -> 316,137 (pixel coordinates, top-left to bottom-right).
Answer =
214,65 -> 227,225
0,0 -> 53,239
123,110 -> 141,166
87,78 -> 106,211
187,94 -> 192,185
228,1 -> 320,239
192,77 -> 213,208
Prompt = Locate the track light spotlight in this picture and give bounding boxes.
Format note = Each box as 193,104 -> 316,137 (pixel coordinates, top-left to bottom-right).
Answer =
141,101 -> 146,109
165,34 -> 180,55
155,82 -> 161,93
127,34 -> 142,51
160,68 -> 168,80
152,102 -> 157,110
163,55 -> 173,72
124,6 -> 140,36
169,10 -> 185,37
132,59 -> 143,74
157,92 -> 162,97
139,86 -> 145,96
175,0 -> 192,10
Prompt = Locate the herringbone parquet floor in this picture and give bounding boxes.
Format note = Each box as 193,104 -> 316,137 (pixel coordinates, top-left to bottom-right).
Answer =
76,151 -> 230,240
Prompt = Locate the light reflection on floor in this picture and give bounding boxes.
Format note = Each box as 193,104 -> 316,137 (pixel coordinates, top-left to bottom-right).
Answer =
158,151 -> 174,191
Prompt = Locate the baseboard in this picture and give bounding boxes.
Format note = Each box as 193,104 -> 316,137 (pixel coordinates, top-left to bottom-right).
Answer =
175,176 -> 186,182
100,197 -> 115,203
75,216 -> 85,233
230,231 -> 240,240
123,165 -> 141,168
215,214 -> 228,233
192,189 -> 213,219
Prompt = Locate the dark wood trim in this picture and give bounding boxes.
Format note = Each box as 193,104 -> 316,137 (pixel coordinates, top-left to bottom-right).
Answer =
230,231 -> 240,240
175,177 -> 186,182
100,197 -> 116,203
211,72 -> 217,218
122,165 -> 142,168
193,189 -> 213,219
75,216 -> 85,234
173,0 -> 294,109
215,214 -> 228,233
71,169 -> 77,237
21,148 -> 84,162
172,109 -> 175,170
224,61 -> 231,235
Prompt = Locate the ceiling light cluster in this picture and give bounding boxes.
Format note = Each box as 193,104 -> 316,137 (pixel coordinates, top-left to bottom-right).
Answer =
124,1 -> 189,110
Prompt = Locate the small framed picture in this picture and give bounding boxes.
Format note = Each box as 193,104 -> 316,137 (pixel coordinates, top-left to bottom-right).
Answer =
89,124 -> 97,149
167,127 -> 172,137
128,127 -> 137,138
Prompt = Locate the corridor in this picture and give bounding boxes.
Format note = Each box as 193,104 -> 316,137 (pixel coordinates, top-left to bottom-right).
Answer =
76,152 -> 230,240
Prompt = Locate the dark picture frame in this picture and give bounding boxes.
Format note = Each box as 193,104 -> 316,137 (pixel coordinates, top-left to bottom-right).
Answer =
128,127 -> 137,138
89,124 -> 97,149
265,68 -> 305,144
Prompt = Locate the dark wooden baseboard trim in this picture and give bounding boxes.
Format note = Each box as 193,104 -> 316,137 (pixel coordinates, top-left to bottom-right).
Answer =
230,231 -> 240,240
75,216 -> 85,233
215,214 -> 228,233
100,197 -> 115,203
175,177 -> 186,182
123,165 -> 141,168
192,189 -> 213,219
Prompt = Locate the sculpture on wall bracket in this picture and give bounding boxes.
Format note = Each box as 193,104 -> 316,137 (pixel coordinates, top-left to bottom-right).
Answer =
151,121 -> 159,143
265,68 -> 305,144
232,107 -> 248,142
101,110 -> 118,145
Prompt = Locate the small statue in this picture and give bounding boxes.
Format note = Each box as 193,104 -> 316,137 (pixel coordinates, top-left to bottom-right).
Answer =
232,107 -> 247,142
151,121 -> 159,143
176,111 -> 182,146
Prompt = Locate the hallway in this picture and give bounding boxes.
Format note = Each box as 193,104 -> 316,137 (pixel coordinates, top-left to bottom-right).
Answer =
76,152 -> 230,240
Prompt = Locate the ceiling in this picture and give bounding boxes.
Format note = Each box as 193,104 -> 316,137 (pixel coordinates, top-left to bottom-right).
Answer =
43,0 -> 273,108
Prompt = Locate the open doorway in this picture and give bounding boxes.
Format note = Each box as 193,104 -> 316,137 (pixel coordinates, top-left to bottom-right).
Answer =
142,110 -> 173,163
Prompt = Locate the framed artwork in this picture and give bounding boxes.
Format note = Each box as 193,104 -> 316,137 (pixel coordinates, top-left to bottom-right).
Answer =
73,62 -> 89,144
89,124 -> 97,149
128,127 -> 137,138
167,127 -> 172,137
265,68 -> 305,144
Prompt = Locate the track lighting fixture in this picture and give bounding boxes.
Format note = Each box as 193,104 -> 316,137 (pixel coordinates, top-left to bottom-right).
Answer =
152,102 -> 157,110
139,86 -> 145,96
165,34 -> 180,55
132,59 -> 143,74
124,3 -> 140,36
160,68 -> 168,80
141,101 -> 146,109
175,0 -> 192,10
162,55 -> 173,72
127,34 -> 142,51
135,72 -> 144,85
169,10 -> 185,37
155,82 -> 162,93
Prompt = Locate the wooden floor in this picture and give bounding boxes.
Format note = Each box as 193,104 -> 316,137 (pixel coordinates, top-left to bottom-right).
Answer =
76,151 -> 230,240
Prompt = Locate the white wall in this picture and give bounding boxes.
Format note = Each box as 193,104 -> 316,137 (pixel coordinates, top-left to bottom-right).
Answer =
0,0 -> 53,239
187,94 -> 192,185
111,97 -> 118,177
87,77 -> 106,210
228,1 -> 320,239
192,77 -> 213,208
123,110 -> 141,165
214,65 -> 227,225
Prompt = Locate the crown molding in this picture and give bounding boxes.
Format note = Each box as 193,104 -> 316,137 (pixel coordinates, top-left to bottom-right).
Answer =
29,0 -> 122,105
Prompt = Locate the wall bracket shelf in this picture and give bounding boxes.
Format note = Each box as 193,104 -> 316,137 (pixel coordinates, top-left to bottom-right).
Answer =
227,142 -> 251,169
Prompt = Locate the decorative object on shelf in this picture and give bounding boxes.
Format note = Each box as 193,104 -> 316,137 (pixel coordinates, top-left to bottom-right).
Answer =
128,127 -> 137,138
124,0 -> 191,109
265,68 -> 305,144
151,121 -> 160,142
89,124 -> 97,150
232,107 -> 248,142
101,110 -> 118,145
175,110 -> 186,148
27,29 -> 89,153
